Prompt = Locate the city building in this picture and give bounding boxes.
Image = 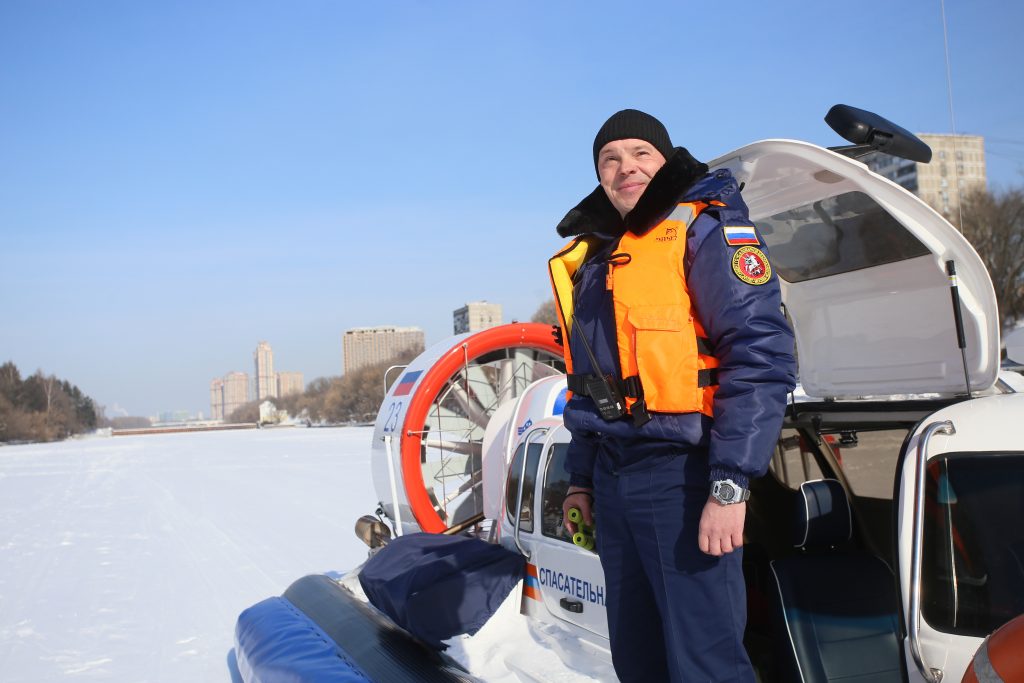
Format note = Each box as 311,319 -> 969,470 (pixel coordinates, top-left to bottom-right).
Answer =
222,371 -> 250,419
865,133 -> 986,222
342,326 -> 425,374
276,371 -> 305,398
453,301 -> 503,334
254,341 -> 277,400
210,343 -> 303,420
210,378 -> 225,420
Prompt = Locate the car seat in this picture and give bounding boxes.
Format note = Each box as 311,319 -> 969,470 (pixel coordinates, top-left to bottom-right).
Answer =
769,479 -> 902,682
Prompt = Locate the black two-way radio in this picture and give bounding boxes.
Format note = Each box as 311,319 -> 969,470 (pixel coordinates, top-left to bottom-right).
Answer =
570,314 -> 626,421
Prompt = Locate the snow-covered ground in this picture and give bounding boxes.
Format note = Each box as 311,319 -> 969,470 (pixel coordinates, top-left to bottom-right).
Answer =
0,427 -> 378,682
0,426 -> 611,683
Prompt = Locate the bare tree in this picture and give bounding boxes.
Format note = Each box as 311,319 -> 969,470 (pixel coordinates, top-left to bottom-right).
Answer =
0,362 -> 21,401
226,400 -> 260,424
531,299 -> 558,326
957,187 -> 1024,332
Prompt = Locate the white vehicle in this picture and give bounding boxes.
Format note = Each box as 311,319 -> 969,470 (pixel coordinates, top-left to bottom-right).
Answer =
234,107 -> 1023,683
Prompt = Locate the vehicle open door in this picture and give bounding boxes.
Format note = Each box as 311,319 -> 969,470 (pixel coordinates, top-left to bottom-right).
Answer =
709,107 -> 1019,682
894,393 -> 1024,682
709,123 -> 999,401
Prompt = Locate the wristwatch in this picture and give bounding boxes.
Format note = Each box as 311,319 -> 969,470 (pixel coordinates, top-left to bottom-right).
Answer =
710,479 -> 750,505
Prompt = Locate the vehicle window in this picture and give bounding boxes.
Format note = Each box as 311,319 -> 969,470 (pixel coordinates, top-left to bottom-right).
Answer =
541,443 -> 573,543
505,440 -> 542,533
835,429 -> 908,499
756,191 -> 931,283
769,429 -> 825,489
770,427 -> 908,498
505,443 -> 525,527
922,452 -> 1024,637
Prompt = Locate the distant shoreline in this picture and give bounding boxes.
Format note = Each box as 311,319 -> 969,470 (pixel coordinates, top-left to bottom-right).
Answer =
111,422 -> 261,436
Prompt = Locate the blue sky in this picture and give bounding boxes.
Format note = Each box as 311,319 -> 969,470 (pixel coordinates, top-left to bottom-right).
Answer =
2,1 -> 1022,418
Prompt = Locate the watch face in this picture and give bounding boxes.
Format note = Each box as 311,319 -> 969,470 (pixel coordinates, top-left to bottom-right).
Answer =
719,483 -> 735,501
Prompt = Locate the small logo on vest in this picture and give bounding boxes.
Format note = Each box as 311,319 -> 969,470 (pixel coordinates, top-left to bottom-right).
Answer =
656,227 -> 678,242
731,246 -> 772,285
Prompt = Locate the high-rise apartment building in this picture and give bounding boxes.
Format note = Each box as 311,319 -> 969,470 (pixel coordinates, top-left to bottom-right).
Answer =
223,372 -> 250,418
210,378 -> 224,420
865,133 -> 986,221
343,326 -> 425,374
276,371 -> 305,398
211,372 -> 250,420
210,342 -> 303,418
254,341 -> 277,400
453,301 -> 503,335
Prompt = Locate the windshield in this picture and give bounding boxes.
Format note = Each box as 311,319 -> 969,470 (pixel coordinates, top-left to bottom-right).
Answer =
756,191 -> 931,283
921,452 -> 1024,636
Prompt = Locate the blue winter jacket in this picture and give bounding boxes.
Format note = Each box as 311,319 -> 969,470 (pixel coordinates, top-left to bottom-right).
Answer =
553,147 -> 797,490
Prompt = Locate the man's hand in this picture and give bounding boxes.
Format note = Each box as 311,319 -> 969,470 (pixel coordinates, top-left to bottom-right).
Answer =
562,486 -> 594,534
698,498 -> 745,556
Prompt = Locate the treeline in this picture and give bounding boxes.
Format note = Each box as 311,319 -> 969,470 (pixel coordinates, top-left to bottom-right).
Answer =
225,349 -> 420,425
957,187 -> 1024,333
0,362 -> 99,443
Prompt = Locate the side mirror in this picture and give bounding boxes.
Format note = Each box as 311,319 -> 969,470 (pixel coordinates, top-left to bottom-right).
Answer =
355,514 -> 393,549
825,104 -> 932,163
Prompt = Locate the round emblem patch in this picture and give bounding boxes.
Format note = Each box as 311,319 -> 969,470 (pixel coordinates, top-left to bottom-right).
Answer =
731,246 -> 772,285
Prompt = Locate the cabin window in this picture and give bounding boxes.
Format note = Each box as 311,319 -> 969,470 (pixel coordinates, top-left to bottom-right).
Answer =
771,427 -> 909,499
540,443 -> 574,544
505,440 -> 543,533
921,452 -> 1024,637
833,429 -> 908,500
769,429 -> 827,489
755,191 -> 931,283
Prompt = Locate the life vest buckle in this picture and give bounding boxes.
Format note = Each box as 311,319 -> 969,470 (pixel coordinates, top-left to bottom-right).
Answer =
631,398 -> 652,427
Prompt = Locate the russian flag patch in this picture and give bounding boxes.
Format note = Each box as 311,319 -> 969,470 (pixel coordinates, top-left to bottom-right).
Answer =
392,370 -> 422,396
723,225 -> 760,246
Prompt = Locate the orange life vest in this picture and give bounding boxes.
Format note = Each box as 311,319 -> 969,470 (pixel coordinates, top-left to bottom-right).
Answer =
548,201 -> 719,419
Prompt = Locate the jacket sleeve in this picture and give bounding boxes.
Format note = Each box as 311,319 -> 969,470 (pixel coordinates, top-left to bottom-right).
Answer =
562,410 -> 599,488
686,211 -> 797,488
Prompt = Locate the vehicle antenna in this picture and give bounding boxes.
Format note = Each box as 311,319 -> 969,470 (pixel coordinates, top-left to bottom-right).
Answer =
946,260 -> 972,397
940,0 -> 966,230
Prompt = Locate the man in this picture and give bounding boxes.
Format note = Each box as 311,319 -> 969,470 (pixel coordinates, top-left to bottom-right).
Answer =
548,110 -> 796,682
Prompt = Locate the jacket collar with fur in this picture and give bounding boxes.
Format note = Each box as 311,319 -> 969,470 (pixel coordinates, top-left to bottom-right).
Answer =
555,147 -> 709,239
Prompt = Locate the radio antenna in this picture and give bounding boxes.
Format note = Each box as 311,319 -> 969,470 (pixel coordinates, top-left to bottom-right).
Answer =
940,0 -> 966,230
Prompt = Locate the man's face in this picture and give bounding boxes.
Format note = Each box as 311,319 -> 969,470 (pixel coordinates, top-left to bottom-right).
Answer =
597,139 -> 667,217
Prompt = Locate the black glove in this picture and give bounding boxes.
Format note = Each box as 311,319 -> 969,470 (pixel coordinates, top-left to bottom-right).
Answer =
552,325 -> 564,347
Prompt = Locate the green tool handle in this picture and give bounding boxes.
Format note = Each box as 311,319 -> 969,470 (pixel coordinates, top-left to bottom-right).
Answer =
568,507 -> 594,532
573,531 -> 595,551
568,507 -> 596,552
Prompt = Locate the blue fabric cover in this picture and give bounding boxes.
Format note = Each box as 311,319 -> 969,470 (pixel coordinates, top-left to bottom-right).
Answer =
234,596 -> 372,683
359,533 -> 525,649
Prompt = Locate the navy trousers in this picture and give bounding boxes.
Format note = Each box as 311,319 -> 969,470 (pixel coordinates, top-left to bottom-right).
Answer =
593,449 -> 754,683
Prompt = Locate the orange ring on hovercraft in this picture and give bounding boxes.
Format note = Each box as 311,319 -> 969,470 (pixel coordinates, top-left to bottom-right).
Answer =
399,323 -> 563,533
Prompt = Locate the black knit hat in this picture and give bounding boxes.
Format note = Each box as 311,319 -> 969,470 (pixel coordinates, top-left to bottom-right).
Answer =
593,109 -> 673,175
